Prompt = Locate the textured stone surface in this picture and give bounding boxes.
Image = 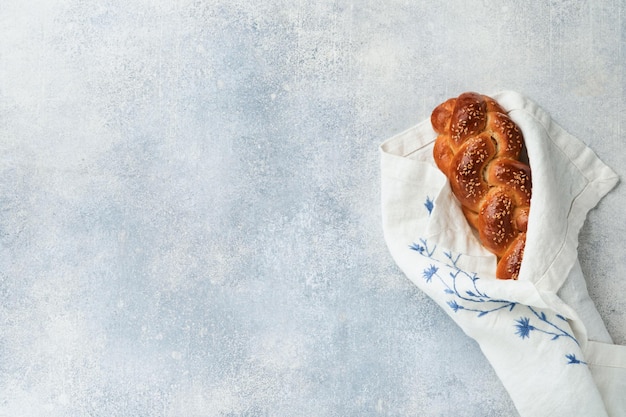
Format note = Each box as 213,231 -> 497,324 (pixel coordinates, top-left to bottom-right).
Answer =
0,1 -> 624,416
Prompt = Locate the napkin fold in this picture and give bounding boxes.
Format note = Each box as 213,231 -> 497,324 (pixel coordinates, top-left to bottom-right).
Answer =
380,91 -> 626,417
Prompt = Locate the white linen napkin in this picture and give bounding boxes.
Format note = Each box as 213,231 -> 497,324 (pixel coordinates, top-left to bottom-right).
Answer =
380,91 -> 626,417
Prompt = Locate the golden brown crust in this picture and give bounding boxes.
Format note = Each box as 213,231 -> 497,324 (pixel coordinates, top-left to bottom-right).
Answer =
430,98 -> 456,135
496,233 -> 526,280
431,92 -> 532,280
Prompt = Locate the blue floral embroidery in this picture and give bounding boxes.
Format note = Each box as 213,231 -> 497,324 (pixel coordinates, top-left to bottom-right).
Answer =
424,196 -> 434,215
409,238 -> 435,257
422,265 -> 438,283
411,239 -> 517,317
517,306 -> 579,345
514,317 -> 532,339
565,353 -> 587,365
447,300 -> 461,312
410,237 -> 586,365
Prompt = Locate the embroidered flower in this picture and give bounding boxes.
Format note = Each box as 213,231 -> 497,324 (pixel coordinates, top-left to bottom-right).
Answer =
447,300 -> 461,312
515,317 -> 533,339
423,265 -> 438,283
565,354 -> 587,365
424,196 -> 434,215
409,243 -> 425,254
411,237 -> 585,366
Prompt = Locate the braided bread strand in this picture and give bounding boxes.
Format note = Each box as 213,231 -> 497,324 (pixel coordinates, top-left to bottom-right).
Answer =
431,92 -> 532,280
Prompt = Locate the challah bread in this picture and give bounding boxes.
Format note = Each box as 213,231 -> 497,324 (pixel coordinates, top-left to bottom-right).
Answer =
431,92 -> 532,280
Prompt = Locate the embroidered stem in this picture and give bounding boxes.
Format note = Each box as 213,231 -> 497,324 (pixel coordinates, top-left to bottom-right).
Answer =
462,302 -> 517,317
411,236 -> 586,366
433,271 -> 454,294
528,306 -> 579,346
470,273 -> 489,298
444,250 -> 461,268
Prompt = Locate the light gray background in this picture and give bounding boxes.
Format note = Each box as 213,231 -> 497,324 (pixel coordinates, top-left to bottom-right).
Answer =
1,1 -> 624,416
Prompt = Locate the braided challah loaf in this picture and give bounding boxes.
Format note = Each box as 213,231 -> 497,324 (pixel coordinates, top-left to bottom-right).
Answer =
431,92 -> 532,280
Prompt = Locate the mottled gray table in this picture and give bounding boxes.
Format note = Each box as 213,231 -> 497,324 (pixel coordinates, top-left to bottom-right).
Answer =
1,1 -> 624,416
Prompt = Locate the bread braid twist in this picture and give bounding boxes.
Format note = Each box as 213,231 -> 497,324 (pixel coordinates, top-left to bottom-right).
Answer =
431,92 -> 531,279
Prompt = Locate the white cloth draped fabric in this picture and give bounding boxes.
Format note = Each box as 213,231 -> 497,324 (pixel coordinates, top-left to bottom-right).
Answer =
380,91 -> 626,417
